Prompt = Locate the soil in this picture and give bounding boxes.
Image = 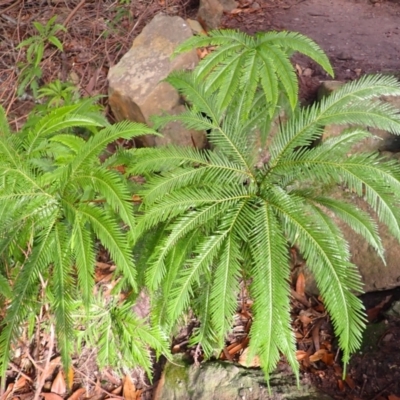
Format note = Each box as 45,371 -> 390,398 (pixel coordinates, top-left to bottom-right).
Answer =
1,0 -> 400,399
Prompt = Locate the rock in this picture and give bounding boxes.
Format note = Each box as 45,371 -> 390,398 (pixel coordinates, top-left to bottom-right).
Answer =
198,0 -> 237,30
108,13 -> 206,148
154,355 -> 334,400
186,18 -> 206,35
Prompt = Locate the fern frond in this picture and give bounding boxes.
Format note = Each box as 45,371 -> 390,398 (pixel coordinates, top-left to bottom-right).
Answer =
248,200 -> 298,380
167,232 -> 227,323
51,223 -> 74,372
269,187 -> 366,365
77,204 -> 137,290
0,216 -> 58,379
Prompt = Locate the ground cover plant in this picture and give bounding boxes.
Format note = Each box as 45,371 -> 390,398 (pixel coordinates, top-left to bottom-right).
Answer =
1,25 -> 400,393
0,97 -> 169,384
130,30 -> 400,382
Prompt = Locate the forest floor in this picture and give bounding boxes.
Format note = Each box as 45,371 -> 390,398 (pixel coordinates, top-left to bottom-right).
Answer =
1,0 -> 400,399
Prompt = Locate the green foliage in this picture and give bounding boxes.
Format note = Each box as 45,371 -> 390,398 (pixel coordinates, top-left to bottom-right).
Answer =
0,99 -> 168,380
174,29 -> 333,120
37,79 -> 80,107
16,16 -> 66,97
131,29 -> 400,382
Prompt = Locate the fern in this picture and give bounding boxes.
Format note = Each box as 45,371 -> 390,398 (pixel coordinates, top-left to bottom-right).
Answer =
0,99 -> 168,381
131,30 -> 400,382
174,29 -> 334,117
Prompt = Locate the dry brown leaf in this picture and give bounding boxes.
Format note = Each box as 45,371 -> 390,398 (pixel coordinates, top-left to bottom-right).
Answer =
123,374 -> 137,400
344,374 -> 356,390
366,295 -> 392,322
43,357 -> 61,380
41,393 -> 63,400
238,347 -> 260,367
295,350 -> 308,361
3,383 -> 14,398
295,273 -> 305,296
299,313 -> 312,327
51,370 -> 66,395
337,379 -> 345,391
309,348 -> 328,362
14,376 -> 27,392
67,388 -> 86,400
389,396 -> 400,400
230,8 -> 243,14
111,385 -> 123,395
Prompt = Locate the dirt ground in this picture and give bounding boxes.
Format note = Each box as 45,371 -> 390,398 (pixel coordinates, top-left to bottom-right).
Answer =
1,0 -> 400,399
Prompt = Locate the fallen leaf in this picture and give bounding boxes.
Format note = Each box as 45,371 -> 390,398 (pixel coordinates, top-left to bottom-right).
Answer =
14,377 -> 27,392
345,374 -> 356,390
51,370 -> 66,395
309,348 -> 328,363
67,388 -> 86,400
295,273 -> 305,296
299,313 -> 311,327
337,379 -> 345,391
238,347 -> 260,367
41,393 -> 63,400
123,374 -> 138,400
295,350 -> 308,361
389,396 -> 400,400
230,8 -> 243,14
366,295 -> 392,322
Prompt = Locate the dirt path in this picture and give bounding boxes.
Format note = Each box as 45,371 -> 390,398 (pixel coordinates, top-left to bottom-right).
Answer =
223,0 -> 400,81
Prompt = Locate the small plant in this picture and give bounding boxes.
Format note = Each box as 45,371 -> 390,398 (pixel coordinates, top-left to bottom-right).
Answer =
131,30 -> 400,382
0,99 -> 168,380
16,16 -> 66,97
37,79 -> 80,107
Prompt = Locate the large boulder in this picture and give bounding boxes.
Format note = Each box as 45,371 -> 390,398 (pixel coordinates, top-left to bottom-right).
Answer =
153,356 -> 333,400
108,13 -> 206,148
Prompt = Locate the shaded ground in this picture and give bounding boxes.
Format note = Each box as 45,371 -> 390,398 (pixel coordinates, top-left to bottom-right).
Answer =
1,0 -> 400,399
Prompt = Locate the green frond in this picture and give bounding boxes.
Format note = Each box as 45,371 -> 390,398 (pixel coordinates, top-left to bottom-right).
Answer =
269,187 -> 366,366
131,145 -> 212,174
190,282 -> 217,358
265,45 -> 298,110
248,201 -> 298,379
0,106 -> 10,137
51,223 -> 74,372
167,232 -> 228,323
205,51 -> 245,110
270,76 -> 400,165
144,199 -> 238,290
0,216 -> 57,380
210,213 -> 243,347
68,120 -> 159,181
165,71 -> 223,121
312,196 -> 384,261
152,229 -> 201,328
78,204 -> 137,290
71,214 -> 95,307
152,110 -> 220,133
73,168 -> 135,243
255,30 -> 333,76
